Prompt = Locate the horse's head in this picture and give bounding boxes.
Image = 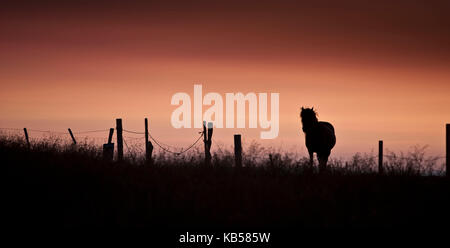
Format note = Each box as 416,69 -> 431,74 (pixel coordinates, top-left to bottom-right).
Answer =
300,107 -> 318,132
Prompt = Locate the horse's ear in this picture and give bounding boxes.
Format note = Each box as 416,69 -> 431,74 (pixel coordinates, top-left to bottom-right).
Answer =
301,107 -> 304,111
311,107 -> 314,111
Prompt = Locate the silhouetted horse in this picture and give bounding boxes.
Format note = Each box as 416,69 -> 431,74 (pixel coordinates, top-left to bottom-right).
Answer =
300,107 -> 336,173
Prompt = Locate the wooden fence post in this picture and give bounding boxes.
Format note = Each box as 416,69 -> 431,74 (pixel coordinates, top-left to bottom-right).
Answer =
446,124 -> 449,177
108,128 -> 114,144
145,118 -> 153,165
116,118 -> 123,161
23,128 -> 30,149
203,121 -> 213,165
68,128 -> 77,145
379,140 -> 383,174
234,134 -> 242,167
102,128 -> 115,161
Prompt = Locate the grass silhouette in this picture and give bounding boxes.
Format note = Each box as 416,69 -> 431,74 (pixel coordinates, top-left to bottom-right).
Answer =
2,134 -> 449,228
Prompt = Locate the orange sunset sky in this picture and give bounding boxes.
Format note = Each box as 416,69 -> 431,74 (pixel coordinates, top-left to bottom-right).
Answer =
1,0 -> 449,158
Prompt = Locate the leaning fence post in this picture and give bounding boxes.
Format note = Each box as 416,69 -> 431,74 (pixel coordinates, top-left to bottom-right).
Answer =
103,128 -> 115,161
446,124 -> 449,177
203,121 -> 213,165
108,128 -> 114,144
379,140 -> 384,174
116,118 -> 123,161
68,128 -> 77,145
23,128 -> 30,149
145,118 -> 153,165
234,134 -> 242,167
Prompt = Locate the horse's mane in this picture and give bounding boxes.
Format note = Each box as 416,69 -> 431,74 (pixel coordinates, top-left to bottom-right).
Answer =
300,107 -> 318,123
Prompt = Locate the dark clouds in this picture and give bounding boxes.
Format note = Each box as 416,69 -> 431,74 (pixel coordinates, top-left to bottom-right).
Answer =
1,0 -> 450,66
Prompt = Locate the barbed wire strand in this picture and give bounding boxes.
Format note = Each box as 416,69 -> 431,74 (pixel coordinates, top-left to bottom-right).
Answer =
383,154 -> 446,160
0,127 -> 110,135
123,129 -> 144,135
123,129 -> 182,150
150,132 -> 204,155
73,129 -> 110,134
124,130 -> 203,155
0,128 -> 23,131
148,134 -> 184,150
124,128 -> 197,150
1,126 -> 203,154
28,129 -> 66,134
123,136 -> 144,140
156,131 -> 202,151
340,154 -> 446,161
1,127 -> 448,158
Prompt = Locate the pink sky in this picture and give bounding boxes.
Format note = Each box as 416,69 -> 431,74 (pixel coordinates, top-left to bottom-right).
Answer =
1,0 -> 449,158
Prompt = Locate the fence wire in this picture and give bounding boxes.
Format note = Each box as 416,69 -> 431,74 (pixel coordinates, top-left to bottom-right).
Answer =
123,128 -> 204,155
1,126 -> 204,155
362,154 -> 446,160
0,128 -> 25,131
150,132 -> 204,155
1,126 -> 448,159
0,127 -> 110,135
123,129 -> 144,135
72,129 -> 110,134
123,129 -> 180,150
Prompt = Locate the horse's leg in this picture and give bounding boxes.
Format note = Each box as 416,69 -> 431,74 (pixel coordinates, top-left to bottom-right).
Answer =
317,155 -> 328,174
308,150 -> 314,167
